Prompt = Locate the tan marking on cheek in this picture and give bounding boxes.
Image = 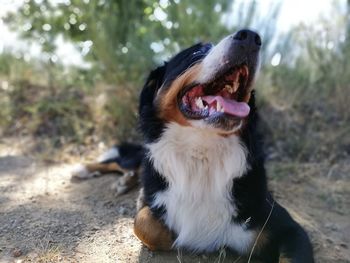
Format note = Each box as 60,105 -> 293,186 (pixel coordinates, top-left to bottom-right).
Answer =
156,64 -> 202,126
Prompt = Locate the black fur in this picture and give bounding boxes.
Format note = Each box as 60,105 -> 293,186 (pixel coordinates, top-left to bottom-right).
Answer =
101,142 -> 144,170
135,37 -> 314,262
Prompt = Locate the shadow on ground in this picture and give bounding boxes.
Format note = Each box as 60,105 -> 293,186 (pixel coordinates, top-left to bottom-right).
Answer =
0,138 -> 349,263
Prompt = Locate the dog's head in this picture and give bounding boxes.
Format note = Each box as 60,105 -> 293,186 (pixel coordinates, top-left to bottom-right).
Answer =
140,29 -> 261,136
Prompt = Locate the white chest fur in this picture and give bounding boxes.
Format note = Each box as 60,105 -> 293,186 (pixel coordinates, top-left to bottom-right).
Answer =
147,123 -> 255,253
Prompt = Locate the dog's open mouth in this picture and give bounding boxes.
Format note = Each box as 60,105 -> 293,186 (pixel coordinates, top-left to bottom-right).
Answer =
178,65 -> 250,120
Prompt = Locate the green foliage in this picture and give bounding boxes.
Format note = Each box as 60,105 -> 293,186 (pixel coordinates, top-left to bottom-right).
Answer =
270,2 -> 350,117
2,78 -> 93,143
257,2 -> 350,162
4,0 -> 278,141
5,0 -> 238,83
2,0 -> 348,164
0,51 -> 96,143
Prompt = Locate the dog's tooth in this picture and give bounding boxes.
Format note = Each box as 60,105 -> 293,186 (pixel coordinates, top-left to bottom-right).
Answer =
216,101 -> 222,112
225,84 -> 234,94
220,107 -> 224,112
195,97 -> 204,109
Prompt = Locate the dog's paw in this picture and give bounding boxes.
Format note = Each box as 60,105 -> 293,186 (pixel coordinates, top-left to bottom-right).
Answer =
111,171 -> 138,196
71,164 -> 101,180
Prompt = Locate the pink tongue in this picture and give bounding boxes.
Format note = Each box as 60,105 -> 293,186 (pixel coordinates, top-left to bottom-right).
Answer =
202,96 -> 250,117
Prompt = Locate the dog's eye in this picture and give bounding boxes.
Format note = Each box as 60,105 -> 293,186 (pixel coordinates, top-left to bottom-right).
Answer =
200,43 -> 213,54
193,44 -> 213,57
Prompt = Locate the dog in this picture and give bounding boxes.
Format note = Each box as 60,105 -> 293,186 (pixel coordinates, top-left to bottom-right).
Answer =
72,29 -> 314,262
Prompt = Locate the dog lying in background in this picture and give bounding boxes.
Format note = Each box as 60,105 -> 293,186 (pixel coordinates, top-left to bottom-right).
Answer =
72,142 -> 144,195
72,29 -> 314,262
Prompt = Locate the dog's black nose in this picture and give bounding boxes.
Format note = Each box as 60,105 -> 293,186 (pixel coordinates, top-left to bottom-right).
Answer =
233,29 -> 261,51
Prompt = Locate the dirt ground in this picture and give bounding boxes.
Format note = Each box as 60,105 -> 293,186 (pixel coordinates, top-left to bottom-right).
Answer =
0,136 -> 349,263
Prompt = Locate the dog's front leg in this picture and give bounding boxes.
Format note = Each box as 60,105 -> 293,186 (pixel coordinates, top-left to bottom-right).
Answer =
134,206 -> 174,251
276,224 -> 314,263
258,203 -> 314,263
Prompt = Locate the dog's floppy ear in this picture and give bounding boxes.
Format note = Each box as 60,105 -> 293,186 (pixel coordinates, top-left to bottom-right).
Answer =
139,64 -> 166,114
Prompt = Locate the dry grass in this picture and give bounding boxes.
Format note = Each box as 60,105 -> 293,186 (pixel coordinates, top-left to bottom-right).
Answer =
32,244 -> 63,263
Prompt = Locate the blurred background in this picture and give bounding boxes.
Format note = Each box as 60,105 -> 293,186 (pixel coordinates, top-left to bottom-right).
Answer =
0,1 -> 349,262
0,0 -> 349,162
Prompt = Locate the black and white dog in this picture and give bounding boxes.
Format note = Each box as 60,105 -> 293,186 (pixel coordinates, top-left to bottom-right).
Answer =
73,30 -> 314,262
